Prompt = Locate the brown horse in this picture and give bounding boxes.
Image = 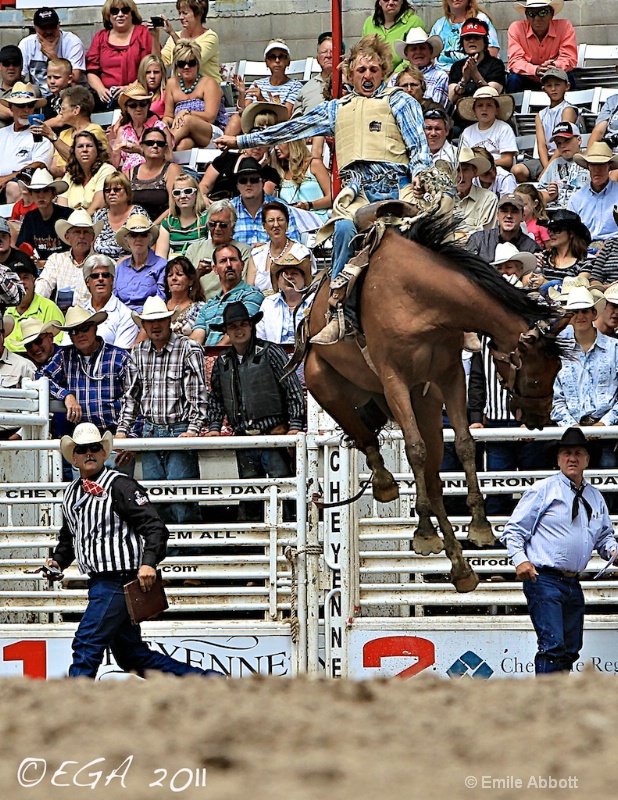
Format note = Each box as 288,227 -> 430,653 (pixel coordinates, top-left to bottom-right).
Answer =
304,215 -> 568,592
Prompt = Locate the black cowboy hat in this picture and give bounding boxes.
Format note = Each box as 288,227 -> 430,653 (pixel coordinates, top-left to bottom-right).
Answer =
210,301 -> 263,332
549,427 -> 601,464
234,156 -> 263,179
540,209 -> 592,244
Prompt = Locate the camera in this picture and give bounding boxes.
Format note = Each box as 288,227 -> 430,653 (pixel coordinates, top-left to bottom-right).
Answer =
42,565 -> 64,581
603,133 -> 618,151
151,16 -> 164,27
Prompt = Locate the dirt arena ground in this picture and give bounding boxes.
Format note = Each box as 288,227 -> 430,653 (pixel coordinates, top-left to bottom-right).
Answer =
0,670 -> 615,799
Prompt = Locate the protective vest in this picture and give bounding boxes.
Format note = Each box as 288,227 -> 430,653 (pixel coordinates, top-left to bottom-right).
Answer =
335,90 -> 409,169
218,342 -> 284,428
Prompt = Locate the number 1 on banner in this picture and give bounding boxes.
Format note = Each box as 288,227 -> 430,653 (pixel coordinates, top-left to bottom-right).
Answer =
3,641 -> 47,679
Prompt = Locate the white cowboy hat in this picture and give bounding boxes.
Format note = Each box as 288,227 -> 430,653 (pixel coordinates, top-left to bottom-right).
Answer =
514,0 -> 564,14
394,29 -> 444,62
491,242 -> 538,273
115,214 -> 159,251
0,81 -> 46,109
55,208 -> 104,244
50,306 -> 108,334
457,86 -> 515,123
0,315 -> 15,337
60,422 -> 113,463
20,317 -> 59,346
547,275 -> 590,305
573,142 -> 618,169
131,296 -> 179,328
21,167 -> 68,194
563,285 -> 606,313
240,101 -> 288,133
457,146 -> 491,175
604,282 -> 618,305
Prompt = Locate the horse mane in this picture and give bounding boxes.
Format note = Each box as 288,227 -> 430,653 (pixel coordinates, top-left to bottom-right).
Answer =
392,213 -> 556,328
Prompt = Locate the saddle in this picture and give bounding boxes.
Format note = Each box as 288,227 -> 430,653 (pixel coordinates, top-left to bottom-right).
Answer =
353,199 -> 425,233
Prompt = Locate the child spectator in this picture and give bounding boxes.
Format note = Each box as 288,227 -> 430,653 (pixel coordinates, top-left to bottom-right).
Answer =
538,122 -> 589,209
457,86 -> 518,170
9,168 -> 37,247
43,58 -> 73,127
515,183 -> 550,248
512,67 -> 577,183
472,146 -> 517,196
137,55 -> 167,119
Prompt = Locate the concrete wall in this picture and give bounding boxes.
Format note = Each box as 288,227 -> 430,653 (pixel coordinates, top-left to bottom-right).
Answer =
0,1 -> 613,64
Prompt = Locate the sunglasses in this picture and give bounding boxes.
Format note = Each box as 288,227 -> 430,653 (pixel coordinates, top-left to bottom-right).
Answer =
67,323 -> 95,336
1,60 -> 20,68
176,59 -> 198,69
525,7 -> 551,17
16,101 -> 37,108
24,335 -> 47,349
172,187 -> 197,198
237,176 -> 261,185
88,271 -> 113,280
127,231 -> 149,238
74,442 -> 104,455
142,138 -> 166,147
548,226 -> 566,234
208,220 -> 229,228
109,6 -> 131,15
104,185 -> 124,194
126,100 -> 150,109
266,53 -> 288,61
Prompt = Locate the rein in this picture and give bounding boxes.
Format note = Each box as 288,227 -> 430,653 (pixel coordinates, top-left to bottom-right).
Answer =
488,325 -> 553,405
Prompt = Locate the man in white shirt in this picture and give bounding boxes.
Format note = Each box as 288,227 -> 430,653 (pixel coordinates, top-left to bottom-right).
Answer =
423,108 -> 457,166
0,83 -> 53,202
19,8 -> 85,97
83,254 -> 139,350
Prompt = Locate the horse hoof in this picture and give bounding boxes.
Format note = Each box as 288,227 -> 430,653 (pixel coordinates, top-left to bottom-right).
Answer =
467,523 -> 497,548
413,533 -> 444,556
373,482 -> 399,503
452,568 -> 480,594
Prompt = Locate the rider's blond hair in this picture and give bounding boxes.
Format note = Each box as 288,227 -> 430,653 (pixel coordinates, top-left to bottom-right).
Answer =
342,35 -> 392,84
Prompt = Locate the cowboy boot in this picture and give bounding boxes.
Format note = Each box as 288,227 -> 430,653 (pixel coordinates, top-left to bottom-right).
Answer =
310,303 -> 346,345
310,263 -> 363,346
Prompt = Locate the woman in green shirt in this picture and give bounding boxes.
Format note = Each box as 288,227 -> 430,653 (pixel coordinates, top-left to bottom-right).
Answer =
362,0 -> 425,73
156,173 -> 209,258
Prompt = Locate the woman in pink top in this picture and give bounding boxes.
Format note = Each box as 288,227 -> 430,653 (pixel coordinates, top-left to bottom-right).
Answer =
86,0 -> 154,110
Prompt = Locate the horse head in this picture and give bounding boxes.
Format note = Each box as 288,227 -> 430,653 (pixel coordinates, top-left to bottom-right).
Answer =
490,314 -> 572,430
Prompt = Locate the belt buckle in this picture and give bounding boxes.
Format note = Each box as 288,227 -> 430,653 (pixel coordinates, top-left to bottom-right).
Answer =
562,570 -> 578,578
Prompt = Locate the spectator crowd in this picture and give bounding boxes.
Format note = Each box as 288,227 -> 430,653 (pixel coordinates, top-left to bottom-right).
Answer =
1,0 -> 618,505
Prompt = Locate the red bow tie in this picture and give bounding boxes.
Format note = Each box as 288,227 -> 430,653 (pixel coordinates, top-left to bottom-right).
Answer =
81,480 -> 107,497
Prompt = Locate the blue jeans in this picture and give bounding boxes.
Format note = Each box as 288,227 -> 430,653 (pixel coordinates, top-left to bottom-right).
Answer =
523,571 -> 585,674
141,422 -> 201,525
69,574 -> 222,678
237,447 -> 291,479
332,174 -> 409,278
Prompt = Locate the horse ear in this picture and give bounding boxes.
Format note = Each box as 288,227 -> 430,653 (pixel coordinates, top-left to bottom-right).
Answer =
544,312 -> 574,337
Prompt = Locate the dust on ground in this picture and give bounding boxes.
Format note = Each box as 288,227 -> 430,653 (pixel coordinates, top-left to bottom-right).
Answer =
0,671 -> 614,799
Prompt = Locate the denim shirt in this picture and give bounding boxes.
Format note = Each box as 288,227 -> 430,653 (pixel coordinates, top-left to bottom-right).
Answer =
551,331 -> 618,426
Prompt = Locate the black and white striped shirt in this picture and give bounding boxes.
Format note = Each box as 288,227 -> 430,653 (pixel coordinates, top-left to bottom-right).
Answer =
54,468 -> 168,575
468,339 -> 513,423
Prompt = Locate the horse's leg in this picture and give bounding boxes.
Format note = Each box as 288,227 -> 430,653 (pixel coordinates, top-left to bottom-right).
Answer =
438,370 -> 496,548
413,385 -> 479,593
378,372 -> 443,555
305,350 -> 398,502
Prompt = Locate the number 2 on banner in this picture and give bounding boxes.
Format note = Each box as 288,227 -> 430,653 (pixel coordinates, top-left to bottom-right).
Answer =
363,636 -> 435,679
3,641 -> 47,679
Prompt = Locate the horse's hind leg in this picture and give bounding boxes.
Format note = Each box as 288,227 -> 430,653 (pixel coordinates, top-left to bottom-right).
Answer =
305,350 -> 398,502
413,385 -> 479,593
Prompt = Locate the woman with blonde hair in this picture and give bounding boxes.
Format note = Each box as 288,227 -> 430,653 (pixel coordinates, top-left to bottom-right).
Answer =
156,173 -> 209,258
163,40 -> 224,150
138,55 -> 168,117
151,0 -> 220,83
271,139 -> 331,223
430,0 -> 499,70
86,0 -> 153,110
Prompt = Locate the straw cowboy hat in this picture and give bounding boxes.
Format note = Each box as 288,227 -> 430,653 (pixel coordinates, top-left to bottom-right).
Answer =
60,422 -> 113,463
514,0 -> 564,14
0,81 -> 46,109
457,86 -> 515,123
210,301 -> 263,333
270,248 -> 313,292
50,306 -> 108,335
115,214 -> 159,251
131,296 -> 179,328
604,282 -> 618,305
55,208 -> 103,245
547,274 -> 590,305
240,101 -> 288,133
573,142 -> 618,169
20,167 -> 68,194
563,285 -> 606,313
394,29 -> 443,62
457,147 -> 491,175
491,242 -> 538,273
20,317 -> 60,346
118,82 -> 153,114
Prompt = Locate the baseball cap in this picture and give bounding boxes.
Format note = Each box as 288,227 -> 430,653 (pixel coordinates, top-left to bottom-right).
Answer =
541,67 -> 569,83
551,121 -> 579,141
498,193 -> 525,210
0,45 -> 23,65
0,218 -> 10,235
33,8 -> 59,28
461,19 -> 490,37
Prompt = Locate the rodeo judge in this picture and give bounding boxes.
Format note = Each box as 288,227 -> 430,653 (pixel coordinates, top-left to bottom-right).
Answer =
216,34 -> 448,344
45,423 -> 224,679
501,427 -> 618,675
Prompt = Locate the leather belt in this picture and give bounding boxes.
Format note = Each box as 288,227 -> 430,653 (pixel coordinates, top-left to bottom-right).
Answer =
537,566 -> 580,579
